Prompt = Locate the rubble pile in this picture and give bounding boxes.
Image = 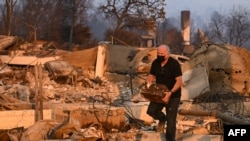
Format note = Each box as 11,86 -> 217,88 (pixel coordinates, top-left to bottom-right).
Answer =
0,36 -> 150,140
181,43 -> 250,118
0,35 -> 250,140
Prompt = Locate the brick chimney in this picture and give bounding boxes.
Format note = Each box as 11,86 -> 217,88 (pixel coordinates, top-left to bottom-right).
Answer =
181,10 -> 190,45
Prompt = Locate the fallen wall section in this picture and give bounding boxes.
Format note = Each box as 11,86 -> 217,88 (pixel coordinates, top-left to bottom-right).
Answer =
0,109 -> 52,129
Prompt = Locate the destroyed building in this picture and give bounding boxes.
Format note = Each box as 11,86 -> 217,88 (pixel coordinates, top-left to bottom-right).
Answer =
0,33 -> 250,141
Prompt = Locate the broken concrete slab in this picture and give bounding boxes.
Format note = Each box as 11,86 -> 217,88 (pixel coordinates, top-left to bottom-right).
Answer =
181,66 -> 210,100
0,110 -> 52,129
0,55 -> 60,66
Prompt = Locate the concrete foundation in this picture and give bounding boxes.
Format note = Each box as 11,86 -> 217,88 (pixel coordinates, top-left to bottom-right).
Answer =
0,109 -> 51,129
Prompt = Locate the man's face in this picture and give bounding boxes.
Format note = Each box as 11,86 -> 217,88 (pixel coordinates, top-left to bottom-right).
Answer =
157,50 -> 166,57
157,47 -> 169,58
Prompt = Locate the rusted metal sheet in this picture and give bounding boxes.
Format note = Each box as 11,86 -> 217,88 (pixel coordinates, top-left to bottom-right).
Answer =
48,107 -> 125,139
44,60 -> 77,84
68,108 -> 125,129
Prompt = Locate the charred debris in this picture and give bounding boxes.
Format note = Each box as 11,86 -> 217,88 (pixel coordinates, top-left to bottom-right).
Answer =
0,35 -> 250,140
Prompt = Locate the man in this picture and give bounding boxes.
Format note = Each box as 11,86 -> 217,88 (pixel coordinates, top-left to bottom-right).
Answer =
146,44 -> 182,141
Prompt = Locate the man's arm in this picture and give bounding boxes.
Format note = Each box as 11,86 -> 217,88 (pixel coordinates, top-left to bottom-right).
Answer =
162,75 -> 182,103
170,76 -> 182,93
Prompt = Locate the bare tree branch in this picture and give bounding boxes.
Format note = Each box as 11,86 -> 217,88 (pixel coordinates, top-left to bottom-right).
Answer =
5,0 -> 17,36
209,5 -> 250,47
98,0 -> 166,31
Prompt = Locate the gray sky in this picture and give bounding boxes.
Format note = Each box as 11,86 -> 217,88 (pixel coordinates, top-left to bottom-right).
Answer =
166,0 -> 250,18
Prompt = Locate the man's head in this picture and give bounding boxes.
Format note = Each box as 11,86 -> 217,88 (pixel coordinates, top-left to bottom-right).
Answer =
156,45 -> 170,63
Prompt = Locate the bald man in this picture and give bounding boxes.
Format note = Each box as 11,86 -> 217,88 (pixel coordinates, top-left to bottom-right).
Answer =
146,44 -> 182,141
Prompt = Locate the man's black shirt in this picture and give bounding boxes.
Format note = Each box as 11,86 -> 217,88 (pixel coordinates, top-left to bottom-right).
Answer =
150,57 -> 182,98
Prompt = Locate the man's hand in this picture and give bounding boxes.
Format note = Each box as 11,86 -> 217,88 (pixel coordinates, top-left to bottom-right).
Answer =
162,91 -> 172,103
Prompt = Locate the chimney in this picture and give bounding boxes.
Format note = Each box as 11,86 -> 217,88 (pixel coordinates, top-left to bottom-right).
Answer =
181,10 -> 190,45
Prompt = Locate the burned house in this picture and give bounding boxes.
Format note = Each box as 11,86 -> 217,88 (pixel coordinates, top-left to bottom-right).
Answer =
0,33 -> 250,141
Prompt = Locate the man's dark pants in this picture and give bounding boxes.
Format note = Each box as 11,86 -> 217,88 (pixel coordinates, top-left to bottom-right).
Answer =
147,97 -> 180,141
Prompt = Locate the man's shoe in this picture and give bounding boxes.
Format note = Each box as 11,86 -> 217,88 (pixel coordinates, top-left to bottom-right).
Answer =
156,122 -> 165,133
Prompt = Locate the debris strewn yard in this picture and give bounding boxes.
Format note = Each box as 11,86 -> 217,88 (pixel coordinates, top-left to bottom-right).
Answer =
0,35 -> 250,141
